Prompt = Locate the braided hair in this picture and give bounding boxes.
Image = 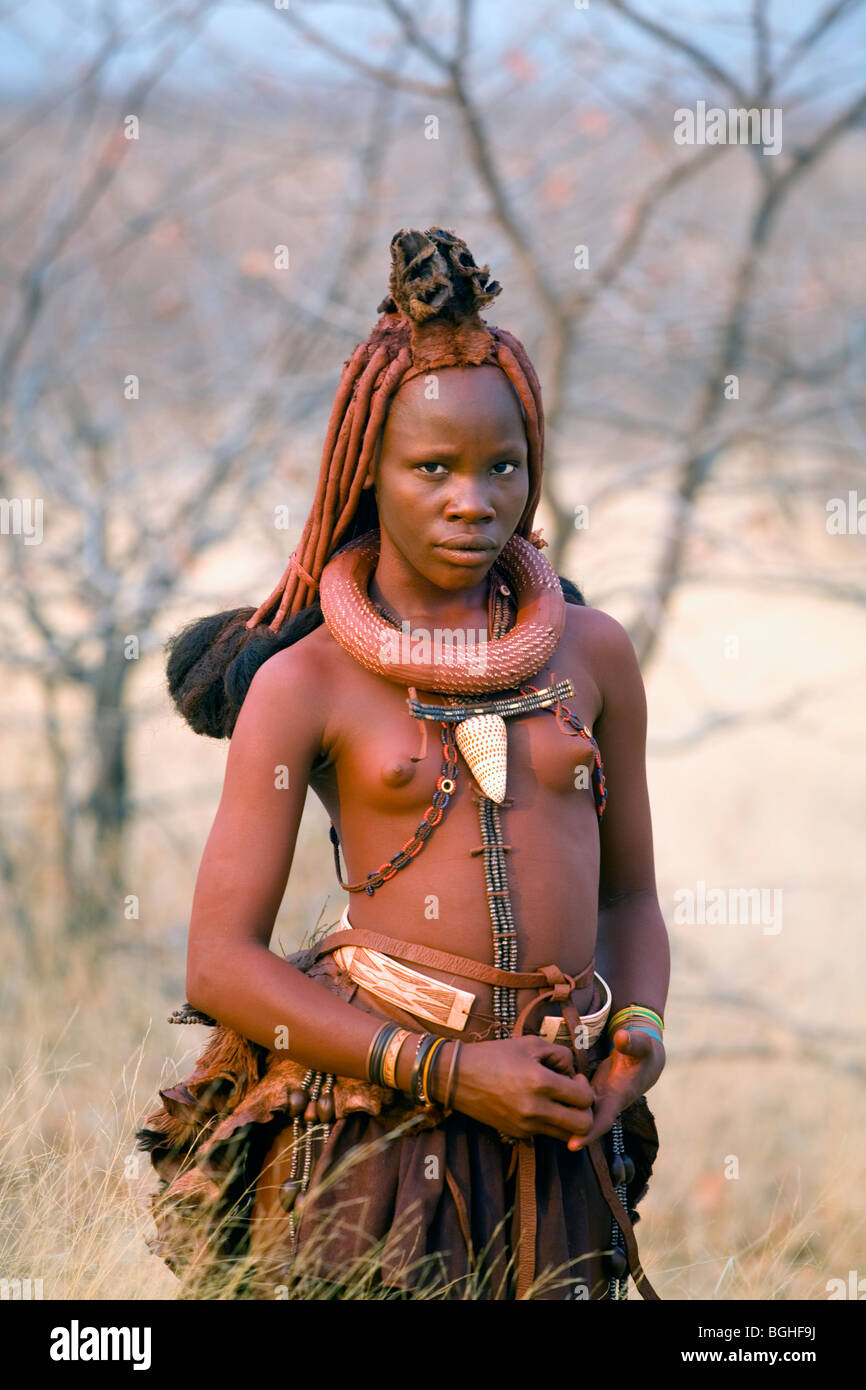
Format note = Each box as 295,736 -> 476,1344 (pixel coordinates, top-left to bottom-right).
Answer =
167,227 -> 584,739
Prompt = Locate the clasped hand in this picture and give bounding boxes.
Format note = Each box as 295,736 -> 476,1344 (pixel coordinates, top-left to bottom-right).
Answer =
451,1029 -> 664,1147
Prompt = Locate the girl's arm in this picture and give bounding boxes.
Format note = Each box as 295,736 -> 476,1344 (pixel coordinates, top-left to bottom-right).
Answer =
590,608 -> 670,1021
185,643 -> 392,1081
564,608 -> 669,1152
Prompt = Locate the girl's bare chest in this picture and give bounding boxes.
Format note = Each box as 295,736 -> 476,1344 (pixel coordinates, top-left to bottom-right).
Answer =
312,664 -> 602,820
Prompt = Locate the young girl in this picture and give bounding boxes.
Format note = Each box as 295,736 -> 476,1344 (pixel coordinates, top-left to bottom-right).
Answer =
137,227 -> 669,1301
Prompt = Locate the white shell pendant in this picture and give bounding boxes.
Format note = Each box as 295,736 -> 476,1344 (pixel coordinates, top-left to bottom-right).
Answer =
455,714 -> 508,803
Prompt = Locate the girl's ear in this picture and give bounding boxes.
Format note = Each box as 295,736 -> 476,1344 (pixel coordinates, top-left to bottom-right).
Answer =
363,432 -> 383,489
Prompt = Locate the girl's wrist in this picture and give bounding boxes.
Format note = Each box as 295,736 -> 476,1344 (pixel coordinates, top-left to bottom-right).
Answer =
428,1038 -> 460,1108
607,1004 -> 665,1048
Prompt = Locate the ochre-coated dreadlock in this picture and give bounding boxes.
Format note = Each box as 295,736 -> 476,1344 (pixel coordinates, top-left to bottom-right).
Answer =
244,227 -> 546,632
165,227 -> 583,740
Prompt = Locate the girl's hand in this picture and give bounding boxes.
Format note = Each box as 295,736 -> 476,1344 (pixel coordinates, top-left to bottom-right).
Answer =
566,1027 -> 665,1153
451,1035 -> 595,1145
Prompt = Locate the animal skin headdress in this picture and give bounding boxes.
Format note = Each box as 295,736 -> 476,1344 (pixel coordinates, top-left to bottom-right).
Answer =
245,227 -> 547,634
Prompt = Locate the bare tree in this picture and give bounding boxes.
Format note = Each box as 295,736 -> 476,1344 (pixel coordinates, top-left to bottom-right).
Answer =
0,0 -> 863,953
0,2 -> 399,941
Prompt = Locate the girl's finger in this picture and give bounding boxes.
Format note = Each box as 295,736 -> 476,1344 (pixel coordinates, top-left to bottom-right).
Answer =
545,1100 -> 594,1142
537,1042 -> 576,1076
567,1097 -> 620,1151
612,1026 -> 657,1058
543,1070 -> 594,1110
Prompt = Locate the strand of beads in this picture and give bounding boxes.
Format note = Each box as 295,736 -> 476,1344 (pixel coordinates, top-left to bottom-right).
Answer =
474,795 -> 518,1038
605,1114 -> 631,1300
280,1069 -> 337,1259
487,596 -> 518,1039
407,679 -> 574,723
558,709 -> 607,818
520,684 -> 608,821
463,593 -> 520,1150
329,722 -> 460,895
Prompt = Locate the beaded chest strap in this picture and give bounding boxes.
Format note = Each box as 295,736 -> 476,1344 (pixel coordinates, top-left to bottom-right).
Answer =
406,678 -> 606,809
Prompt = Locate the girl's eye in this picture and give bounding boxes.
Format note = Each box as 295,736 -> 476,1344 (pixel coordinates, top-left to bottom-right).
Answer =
415,461 -> 520,476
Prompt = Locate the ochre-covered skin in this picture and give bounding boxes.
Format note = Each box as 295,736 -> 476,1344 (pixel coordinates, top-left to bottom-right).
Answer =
138,236 -> 670,1298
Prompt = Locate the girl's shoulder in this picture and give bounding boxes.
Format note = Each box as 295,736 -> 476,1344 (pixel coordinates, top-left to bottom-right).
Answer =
561,602 -> 643,713
563,599 -> 635,657
249,621 -> 364,743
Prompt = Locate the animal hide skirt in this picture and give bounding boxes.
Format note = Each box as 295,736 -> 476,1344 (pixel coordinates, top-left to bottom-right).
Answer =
136,939 -> 660,1301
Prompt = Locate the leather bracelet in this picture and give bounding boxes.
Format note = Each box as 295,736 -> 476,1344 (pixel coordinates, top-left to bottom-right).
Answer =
381,1028 -> 412,1089
442,1039 -> 461,1111
372,1023 -> 401,1086
367,1022 -> 401,1087
428,1037 -> 454,1107
365,1022 -> 385,1082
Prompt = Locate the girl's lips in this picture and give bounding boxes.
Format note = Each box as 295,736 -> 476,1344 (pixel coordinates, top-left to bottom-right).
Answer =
434,544 -> 495,564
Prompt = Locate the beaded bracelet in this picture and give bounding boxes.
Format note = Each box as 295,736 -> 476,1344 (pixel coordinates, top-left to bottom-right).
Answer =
608,1005 -> 664,1051
368,1026 -> 455,1104
627,1009 -> 664,1032
610,1005 -> 664,1027
608,1005 -> 664,1036
409,1033 -> 440,1106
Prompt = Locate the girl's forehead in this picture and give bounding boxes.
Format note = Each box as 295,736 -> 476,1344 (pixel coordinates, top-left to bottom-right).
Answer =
387,364 -> 527,424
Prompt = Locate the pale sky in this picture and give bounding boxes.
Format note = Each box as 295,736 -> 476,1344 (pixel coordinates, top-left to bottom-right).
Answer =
1,0 -> 863,107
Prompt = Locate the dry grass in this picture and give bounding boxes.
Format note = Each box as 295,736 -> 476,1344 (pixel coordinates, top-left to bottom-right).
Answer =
3,908 -> 861,1301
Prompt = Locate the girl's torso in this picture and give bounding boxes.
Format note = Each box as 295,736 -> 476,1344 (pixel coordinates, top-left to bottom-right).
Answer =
301,603 -> 604,1037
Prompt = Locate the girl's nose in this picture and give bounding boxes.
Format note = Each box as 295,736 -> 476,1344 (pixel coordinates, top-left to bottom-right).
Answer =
445,488 -> 495,520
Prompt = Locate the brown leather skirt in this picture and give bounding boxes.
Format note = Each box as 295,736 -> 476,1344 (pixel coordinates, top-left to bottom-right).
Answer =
136,940 -> 659,1301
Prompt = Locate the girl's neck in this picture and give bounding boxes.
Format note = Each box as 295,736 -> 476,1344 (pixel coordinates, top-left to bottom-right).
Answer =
368,537 -> 494,631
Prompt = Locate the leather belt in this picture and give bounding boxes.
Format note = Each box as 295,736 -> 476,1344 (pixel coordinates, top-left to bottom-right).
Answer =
330,905 -> 612,1045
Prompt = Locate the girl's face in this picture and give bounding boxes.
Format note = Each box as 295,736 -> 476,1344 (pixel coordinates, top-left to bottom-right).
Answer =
366,364 -> 530,593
